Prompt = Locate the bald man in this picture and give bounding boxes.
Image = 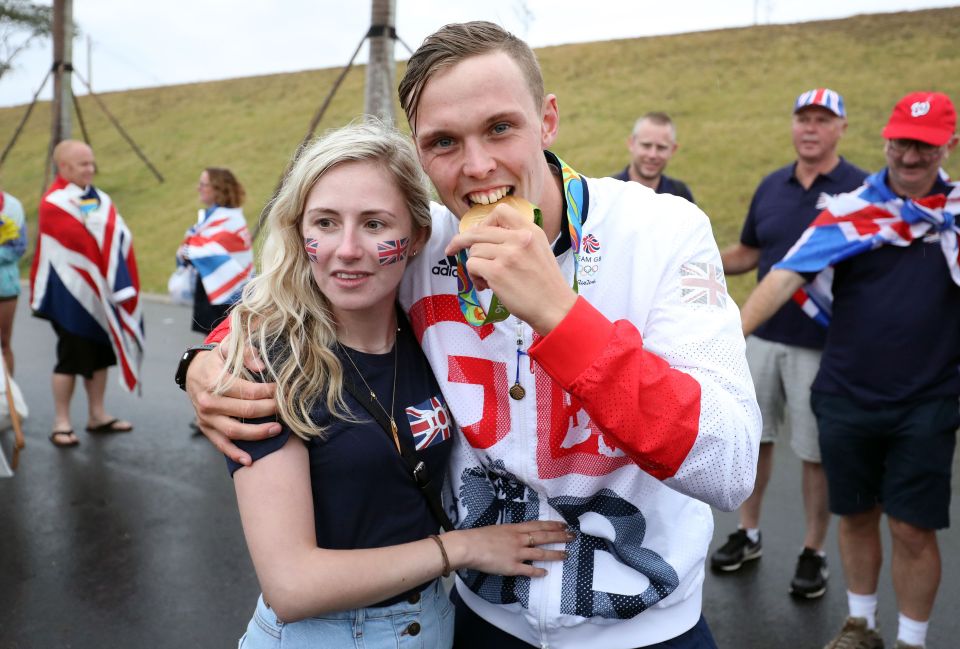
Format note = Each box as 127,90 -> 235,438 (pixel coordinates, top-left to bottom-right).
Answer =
30,140 -> 144,447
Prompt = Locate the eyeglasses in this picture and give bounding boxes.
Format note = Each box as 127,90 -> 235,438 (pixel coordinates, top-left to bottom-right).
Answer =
887,139 -> 943,158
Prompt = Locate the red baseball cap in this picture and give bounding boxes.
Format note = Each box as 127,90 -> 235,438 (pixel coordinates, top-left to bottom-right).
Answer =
882,92 -> 956,146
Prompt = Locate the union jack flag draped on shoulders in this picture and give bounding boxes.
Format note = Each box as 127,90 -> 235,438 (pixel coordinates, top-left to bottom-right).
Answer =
30,177 -> 145,393
178,206 -> 253,305
774,168 -> 960,325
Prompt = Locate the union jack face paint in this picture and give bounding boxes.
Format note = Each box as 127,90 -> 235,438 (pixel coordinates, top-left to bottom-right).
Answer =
304,237 -> 320,263
377,237 -> 409,266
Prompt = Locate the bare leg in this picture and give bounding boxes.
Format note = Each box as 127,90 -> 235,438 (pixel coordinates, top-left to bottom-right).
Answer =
84,368 -> 109,424
801,460 -> 830,550
52,373 -> 78,444
83,368 -> 132,430
889,516 -> 940,621
739,442 -> 774,529
0,298 -> 16,375
838,507 -> 883,595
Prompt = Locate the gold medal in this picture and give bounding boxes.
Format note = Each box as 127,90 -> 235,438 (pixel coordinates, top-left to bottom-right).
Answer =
509,383 -> 526,400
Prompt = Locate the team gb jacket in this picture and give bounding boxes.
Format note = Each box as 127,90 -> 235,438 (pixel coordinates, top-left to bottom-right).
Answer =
398,174 -> 761,649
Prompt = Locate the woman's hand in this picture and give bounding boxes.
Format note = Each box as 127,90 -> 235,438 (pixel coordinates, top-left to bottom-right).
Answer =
443,520 -> 573,577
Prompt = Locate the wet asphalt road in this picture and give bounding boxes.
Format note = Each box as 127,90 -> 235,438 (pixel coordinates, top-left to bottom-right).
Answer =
1,296 -> 957,648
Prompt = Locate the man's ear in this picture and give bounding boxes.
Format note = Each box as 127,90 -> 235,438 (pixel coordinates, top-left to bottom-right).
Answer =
945,134 -> 959,156
540,94 -> 560,149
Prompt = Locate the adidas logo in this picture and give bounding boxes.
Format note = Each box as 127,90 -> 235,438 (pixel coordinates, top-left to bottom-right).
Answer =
431,255 -> 459,278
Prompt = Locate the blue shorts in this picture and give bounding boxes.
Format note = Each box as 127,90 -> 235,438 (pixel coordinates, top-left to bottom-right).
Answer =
451,586 -> 718,648
812,392 -> 959,530
238,579 -> 454,649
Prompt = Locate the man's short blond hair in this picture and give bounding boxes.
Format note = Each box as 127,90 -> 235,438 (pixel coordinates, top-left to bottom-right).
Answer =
398,21 -> 544,133
632,112 -> 677,141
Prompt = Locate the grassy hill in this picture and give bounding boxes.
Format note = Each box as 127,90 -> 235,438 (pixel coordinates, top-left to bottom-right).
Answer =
1,7 -> 959,303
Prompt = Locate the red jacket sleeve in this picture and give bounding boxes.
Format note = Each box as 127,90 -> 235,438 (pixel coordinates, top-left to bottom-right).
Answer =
528,297 -> 701,480
205,317 -> 232,344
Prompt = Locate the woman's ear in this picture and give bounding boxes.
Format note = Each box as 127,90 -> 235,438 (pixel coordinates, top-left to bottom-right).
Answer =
410,226 -> 429,259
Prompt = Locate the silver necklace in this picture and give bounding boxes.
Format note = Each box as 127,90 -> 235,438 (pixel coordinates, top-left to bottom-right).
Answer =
339,330 -> 400,452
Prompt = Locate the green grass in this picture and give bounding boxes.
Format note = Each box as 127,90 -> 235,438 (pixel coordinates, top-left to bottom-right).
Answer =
1,7 -> 959,303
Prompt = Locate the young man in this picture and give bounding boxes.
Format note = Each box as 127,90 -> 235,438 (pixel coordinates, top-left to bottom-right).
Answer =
183,22 -> 760,648
612,112 -> 695,203
31,140 -> 142,447
713,89 -> 867,599
739,92 -> 959,649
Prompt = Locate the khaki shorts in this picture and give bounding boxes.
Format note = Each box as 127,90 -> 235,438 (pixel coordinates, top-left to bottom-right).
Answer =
745,335 -> 822,462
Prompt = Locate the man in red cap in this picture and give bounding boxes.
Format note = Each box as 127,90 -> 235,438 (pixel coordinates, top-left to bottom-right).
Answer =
737,91 -> 959,649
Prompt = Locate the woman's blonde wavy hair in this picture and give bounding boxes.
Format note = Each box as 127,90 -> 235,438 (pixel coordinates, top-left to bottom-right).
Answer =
215,119 -> 432,440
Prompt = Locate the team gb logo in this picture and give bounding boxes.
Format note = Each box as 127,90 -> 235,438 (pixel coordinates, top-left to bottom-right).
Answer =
911,101 -> 931,118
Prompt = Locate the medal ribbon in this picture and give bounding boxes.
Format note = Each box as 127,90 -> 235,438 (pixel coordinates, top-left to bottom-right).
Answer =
78,186 -> 101,218
455,155 -> 586,326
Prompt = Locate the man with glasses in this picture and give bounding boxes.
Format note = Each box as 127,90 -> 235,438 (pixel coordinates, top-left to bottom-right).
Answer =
737,92 -> 959,649
713,89 -> 866,600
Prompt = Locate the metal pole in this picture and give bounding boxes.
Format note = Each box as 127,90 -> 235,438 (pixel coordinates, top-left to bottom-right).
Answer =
73,71 -> 165,183
0,69 -> 51,170
61,0 -> 74,141
364,0 -> 396,124
48,0 -> 74,185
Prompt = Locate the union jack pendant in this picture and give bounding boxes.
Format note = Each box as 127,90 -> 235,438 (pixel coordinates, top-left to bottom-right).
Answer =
509,383 -> 526,400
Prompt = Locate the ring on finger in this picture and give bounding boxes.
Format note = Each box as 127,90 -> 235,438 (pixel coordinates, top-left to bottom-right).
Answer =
527,533 -> 535,547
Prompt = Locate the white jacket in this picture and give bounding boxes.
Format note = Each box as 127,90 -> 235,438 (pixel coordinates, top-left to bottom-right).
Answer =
399,174 -> 760,649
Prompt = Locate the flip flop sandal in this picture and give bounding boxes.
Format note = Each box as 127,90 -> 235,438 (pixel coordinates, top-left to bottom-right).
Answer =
50,430 -> 79,447
85,418 -> 134,434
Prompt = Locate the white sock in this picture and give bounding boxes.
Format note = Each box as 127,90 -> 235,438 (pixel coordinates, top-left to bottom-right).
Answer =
847,591 -> 878,629
897,612 -> 928,647
743,527 -> 760,543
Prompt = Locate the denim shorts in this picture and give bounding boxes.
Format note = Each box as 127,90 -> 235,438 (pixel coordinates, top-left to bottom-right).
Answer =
238,579 -> 454,649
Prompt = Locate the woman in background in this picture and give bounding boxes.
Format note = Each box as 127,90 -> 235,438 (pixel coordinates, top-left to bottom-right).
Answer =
0,186 -> 27,374
217,121 -> 570,649
177,167 -> 253,335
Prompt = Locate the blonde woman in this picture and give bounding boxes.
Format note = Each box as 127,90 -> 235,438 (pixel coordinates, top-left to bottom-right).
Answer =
218,121 -> 570,649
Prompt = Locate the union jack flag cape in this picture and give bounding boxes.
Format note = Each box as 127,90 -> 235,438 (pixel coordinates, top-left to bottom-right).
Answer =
774,168 -> 960,325
30,177 -> 145,393
178,206 -> 252,305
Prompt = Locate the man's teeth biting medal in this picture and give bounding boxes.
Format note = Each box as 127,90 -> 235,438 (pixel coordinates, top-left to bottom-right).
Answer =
455,195 -> 542,326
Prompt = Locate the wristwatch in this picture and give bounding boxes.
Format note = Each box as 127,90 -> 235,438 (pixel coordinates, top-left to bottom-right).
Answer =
175,343 -> 218,391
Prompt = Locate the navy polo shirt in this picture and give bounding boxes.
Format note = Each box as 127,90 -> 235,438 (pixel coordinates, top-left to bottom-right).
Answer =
812,173 -> 960,406
741,158 -> 868,349
612,167 -> 695,204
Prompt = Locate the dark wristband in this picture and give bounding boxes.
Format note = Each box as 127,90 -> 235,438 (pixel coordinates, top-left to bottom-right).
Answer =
175,343 -> 218,391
